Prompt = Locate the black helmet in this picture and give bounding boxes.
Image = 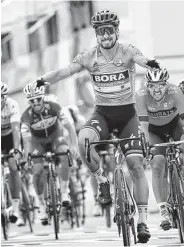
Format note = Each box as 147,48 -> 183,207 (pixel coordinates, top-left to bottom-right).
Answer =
91,10 -> 120,29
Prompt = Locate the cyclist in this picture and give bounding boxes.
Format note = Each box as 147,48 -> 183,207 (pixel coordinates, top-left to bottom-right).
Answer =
21,83 -> 78,224
1,82 -> 23,225
136,68 -> 184,230
178,80 -> 184,94
33,10 -> 162,242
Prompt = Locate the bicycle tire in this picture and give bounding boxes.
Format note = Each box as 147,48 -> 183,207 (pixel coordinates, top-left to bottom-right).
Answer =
1,182 -> 10,240
173,164 -> 184,243
115,167 -> 131,246
21,184 -> 33,233
50,175 -> 59,239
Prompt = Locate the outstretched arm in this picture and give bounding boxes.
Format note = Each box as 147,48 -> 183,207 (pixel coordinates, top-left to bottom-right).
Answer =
40,62 -> 83,84
127,44 -> 160,69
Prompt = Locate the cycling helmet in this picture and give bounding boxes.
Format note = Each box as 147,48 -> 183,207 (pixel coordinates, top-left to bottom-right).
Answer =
145,68 -> 169,82
1,82 -> 8,95
178,80 -> 184,94
23,82 -> 45,99
91,10 -> 120,29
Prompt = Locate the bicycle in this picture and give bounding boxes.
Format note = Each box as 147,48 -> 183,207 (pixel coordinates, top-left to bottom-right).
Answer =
28,150 -> 72,240
69,158 -> 88,228
141,133 -> 184,243
85,131 -> 140,246
1,155 -> 12,240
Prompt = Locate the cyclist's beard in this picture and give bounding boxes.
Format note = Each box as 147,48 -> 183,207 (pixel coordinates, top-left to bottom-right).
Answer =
99,34 -> 118,49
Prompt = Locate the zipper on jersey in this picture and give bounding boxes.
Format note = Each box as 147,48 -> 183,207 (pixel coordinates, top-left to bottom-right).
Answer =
40,113 -> 48,138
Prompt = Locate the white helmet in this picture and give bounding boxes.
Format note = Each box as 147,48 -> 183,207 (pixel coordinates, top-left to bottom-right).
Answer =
23,82 -> 45,99
145,68 -> 169,82
1,82 -> 8,95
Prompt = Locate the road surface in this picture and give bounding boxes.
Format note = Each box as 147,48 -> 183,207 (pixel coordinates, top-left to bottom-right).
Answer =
1,213 -> 184,247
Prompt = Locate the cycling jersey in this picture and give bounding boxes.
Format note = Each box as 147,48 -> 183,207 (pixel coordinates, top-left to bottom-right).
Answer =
21,101 -> 69,138
1,97 -> 21,136
73,42 -> 146,106
136,84 -> 184,126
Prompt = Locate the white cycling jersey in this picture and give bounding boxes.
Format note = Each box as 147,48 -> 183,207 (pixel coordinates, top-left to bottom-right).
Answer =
1,97 -> 21,136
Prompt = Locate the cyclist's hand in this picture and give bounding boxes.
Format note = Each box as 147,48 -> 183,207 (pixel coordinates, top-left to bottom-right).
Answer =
146,59 -> 161,70
9,149 -> 22,162
35,78 -> 50,88
70,145 -> 79,160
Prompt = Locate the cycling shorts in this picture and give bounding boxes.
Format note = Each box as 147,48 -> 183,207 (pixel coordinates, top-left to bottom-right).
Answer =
148,114 -> 184,155
81,104 -> 142,157
31,126 -> 68,164
1,133 -> 14,154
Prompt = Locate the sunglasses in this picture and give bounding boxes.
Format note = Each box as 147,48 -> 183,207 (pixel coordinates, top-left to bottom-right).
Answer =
95,26 -> 116,36
28,96 -> 43,104
147,82 -> 167,88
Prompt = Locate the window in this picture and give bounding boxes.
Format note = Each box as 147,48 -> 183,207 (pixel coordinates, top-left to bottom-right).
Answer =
70,1 -> 94,32
1,32 -> 12,64
46,12 -> 59,45
27,21 -> 40,53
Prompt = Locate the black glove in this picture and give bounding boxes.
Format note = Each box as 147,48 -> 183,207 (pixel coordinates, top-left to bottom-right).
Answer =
146,59 -> 160,69
36,78 -> 49,88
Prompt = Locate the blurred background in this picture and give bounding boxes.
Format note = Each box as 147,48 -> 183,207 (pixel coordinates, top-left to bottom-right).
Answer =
1,0 -> 184,117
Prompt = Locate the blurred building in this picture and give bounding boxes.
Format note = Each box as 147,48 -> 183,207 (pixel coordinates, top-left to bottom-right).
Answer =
1,0 -> 184,113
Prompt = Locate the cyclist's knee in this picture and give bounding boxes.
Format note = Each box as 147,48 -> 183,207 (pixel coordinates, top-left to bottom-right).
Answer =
151,155 -> 165,172
32,160 -> 44,176
56,144 -> 69,166
8,158 -> 18,173
126,154 -> 144,177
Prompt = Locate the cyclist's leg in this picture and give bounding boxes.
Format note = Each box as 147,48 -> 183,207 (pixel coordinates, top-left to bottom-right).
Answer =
52,128 -> 71,206
78,110 -> 112,206
148,130 -> 171,230
172,117 -> 184,164
31,135 -> 47,222
2,133 -> 21,223
120,111 -> 150,241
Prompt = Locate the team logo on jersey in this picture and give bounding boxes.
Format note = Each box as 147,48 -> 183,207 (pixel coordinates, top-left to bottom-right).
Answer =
148,107 -> 177,117
92,70 -> 129,83
113,59 -> 123,67
92,62 -> 100,72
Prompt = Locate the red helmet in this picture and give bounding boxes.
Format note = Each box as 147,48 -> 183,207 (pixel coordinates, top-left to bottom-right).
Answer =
91,10 -> 120,29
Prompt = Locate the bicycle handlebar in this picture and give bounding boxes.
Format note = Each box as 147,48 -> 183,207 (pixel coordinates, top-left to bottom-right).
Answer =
28,150 -> 73,167
85,136 -> 142,163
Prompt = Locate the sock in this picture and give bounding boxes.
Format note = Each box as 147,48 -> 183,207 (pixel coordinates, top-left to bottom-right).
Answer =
158,202 -> 168,216
12,198 -> 20,215
137,205 -> 148,224
93,168 -> 107,184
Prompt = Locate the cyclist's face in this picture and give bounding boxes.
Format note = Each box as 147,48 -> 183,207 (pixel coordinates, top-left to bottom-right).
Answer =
147,82 -> 168,101
96,25 -> 117,49
28,96 -> 44,112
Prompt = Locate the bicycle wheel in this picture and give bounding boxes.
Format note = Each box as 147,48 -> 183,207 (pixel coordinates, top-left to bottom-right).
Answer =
115,167 -> 131,246
49,175 -> 59,239
1,182 -> 10,240
173,164 -> 184,243
21,184 -> 33,233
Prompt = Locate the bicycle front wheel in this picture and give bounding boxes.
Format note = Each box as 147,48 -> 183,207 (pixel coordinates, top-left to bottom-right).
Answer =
50,175 -> 59,240
21,183 -> 33,233
173,164 -> 184,243
115,167 -> 131,246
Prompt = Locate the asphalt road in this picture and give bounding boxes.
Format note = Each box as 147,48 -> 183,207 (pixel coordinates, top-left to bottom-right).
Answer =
1,212 -> 184,247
